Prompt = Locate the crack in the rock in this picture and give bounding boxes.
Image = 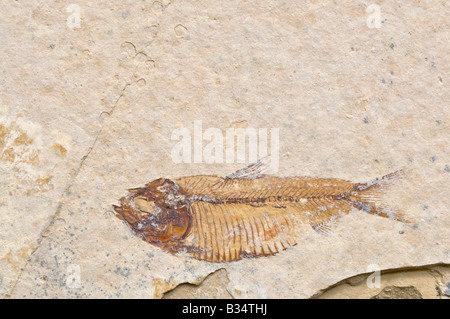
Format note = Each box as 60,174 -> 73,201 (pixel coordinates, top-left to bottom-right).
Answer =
99,82 -> 130,119
6,82 -> 130,298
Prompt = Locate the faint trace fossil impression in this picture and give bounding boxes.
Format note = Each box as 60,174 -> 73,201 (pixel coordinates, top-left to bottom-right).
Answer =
113,158 -> 410,262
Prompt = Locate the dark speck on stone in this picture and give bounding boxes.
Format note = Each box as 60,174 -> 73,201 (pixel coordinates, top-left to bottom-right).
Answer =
49,44 -> 55,49
435,120 -> 441,125
423,205 -> 429,210
114,267 -> 130,277
431,156 -> 436,162
408,157 -> 414,163
364,117 -> 369,124
444,165 -> 450,173
390,43 -> 395,50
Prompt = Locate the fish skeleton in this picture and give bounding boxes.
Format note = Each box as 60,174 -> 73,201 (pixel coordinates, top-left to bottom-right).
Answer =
113,159 -> 409,262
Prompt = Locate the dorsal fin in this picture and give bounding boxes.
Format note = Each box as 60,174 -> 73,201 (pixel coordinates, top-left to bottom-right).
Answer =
226,156 -> 274,179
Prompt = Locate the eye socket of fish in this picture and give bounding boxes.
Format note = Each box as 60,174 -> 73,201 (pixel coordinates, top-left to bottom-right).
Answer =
134,197 -> 157,215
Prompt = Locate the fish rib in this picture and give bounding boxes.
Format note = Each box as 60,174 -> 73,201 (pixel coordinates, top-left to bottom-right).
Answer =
248,216 -> 257,256
185,201 -> 300,261
217,205 -> 228,261
202,202 -> 214,262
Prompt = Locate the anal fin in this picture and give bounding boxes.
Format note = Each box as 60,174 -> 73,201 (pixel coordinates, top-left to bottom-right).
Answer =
310,216 -> 339,236
302,199 -> 353,236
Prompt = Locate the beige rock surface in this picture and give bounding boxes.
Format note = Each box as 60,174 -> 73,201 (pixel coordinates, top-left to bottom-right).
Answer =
0,0 -> 448,298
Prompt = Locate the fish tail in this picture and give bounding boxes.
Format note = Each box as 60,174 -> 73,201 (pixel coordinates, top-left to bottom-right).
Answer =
349,169 -> 411,223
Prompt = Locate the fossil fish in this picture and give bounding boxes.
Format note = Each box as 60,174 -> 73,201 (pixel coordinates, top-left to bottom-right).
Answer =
113,160 -> 409,262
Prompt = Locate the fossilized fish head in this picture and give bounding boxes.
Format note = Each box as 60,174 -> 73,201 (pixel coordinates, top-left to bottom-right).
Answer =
113,178 -> 190,251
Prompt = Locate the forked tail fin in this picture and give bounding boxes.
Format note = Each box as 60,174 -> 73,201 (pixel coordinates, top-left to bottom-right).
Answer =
349,169 -> 411,223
